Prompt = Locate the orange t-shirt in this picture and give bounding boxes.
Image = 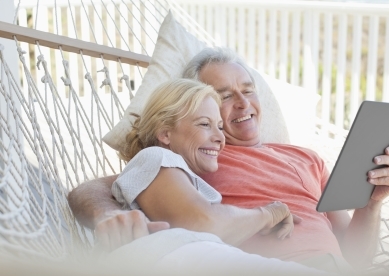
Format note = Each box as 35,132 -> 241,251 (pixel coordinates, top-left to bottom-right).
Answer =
201,143 -> 343,262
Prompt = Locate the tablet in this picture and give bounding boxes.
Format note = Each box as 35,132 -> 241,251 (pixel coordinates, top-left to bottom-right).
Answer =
316,101 -> 389,212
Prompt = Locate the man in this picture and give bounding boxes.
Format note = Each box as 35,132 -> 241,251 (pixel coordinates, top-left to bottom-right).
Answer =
68,48 -> 389,273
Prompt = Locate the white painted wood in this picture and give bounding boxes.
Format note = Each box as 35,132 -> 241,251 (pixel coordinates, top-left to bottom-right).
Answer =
133,0 -> 142,92
303,10 -> 313,90
321,13 -> 333,131
268,9 -> 276,78
290,11 -> 301,85
247,8 -> 255,68
17,8 -> 30,100
81,3 -> 92,98
383,16 -> 389,103
350,15 -> 362,122
279,10 -> 288,82
335,14 -> 347,129
257,9 -> 266,73
311,11 -> 319,95
237,6 -> 245,58
107,3 -> 118,93
206,4 -> 213,39
119,2 -> 130,94
228,6 -> 236,50
54,5 -> 63,94
366,15 -> 379,101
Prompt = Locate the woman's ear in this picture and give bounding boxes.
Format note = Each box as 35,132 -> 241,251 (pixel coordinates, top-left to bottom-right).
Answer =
157,129 -> 171,147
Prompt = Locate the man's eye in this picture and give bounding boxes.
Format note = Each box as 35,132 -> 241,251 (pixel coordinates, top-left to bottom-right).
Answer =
221,94 -> 232,100
200,123 -> 210,127
218,126 -> 224,131
244,90 -> 254,94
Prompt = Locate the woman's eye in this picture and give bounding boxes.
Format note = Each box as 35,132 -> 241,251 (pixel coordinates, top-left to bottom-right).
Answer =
218,126 -> 224,131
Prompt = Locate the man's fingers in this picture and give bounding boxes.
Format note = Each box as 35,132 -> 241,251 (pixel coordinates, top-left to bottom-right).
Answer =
369,176 -> 389,186
147,221 -> 170,234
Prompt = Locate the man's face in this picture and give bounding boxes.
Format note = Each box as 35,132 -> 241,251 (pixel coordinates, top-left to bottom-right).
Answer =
198,62 -> 261,146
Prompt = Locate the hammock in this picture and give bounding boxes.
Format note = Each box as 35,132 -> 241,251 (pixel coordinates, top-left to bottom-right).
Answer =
0,0 -> 388,272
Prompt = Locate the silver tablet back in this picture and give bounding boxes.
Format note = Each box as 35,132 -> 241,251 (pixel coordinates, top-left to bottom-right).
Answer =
317,101 -> 389,212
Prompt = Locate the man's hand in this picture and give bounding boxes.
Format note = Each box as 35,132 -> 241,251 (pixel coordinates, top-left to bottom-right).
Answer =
257,201 -> 302,240
94,209 -> 170,252
368,147 -> 389,202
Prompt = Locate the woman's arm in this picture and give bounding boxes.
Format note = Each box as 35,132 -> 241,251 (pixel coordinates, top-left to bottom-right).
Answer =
136,167 -> 296,246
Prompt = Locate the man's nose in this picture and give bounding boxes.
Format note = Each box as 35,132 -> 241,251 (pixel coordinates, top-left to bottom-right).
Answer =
234,93 -> 250,109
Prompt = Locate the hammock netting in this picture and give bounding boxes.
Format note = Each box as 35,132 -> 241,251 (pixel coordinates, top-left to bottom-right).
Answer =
0,0 -> 388,272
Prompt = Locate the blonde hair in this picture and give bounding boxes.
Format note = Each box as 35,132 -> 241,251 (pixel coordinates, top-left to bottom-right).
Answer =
119,78 -> 221,161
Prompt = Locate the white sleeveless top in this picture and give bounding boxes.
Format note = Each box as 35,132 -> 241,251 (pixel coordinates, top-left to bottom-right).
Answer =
112,147 -> 222,210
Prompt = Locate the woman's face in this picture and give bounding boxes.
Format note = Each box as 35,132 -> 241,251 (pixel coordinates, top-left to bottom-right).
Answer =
165,96 -> 225,175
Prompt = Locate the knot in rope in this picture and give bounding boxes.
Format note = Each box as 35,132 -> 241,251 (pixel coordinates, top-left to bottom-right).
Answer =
120,75 -> 134,100
36,55 -> 46,70
120,75 -> 129,81
41,75 -> 49,84
100,79 -> 110,88
84,72 -> 92,80
61,76 -> 71,86
16,46 -> 26,57
97,67 -> 108,74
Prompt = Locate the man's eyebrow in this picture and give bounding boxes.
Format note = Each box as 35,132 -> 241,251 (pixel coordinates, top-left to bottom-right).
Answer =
216,82 -> 254,93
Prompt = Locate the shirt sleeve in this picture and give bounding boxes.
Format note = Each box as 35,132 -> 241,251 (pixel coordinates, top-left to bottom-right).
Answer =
112,147 -> 221,210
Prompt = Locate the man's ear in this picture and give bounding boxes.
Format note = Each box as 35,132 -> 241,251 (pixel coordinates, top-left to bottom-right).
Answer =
157,128 -> 171,146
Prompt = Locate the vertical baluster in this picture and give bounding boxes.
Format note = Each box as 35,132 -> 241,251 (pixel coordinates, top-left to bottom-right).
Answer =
237,6 -> 245,58
206,4 -> 213,43
132,0 -> 142,92
279,10 -> 288,82
291,11 -> 301,86
18,8 -> 30,99
119,2 -> 130,95
81,4 -> 91,99
268,9 -> 277,78
54,6 -> 63,95
366,15 -> 379,101
322,13 -> 333,135
303,11 -> 312,89
335,14 -> 347,130
107,3 -> 118,94
247,7 -> 255,68
228,6 -> 236,50
350,15 -> 362,123
383,16 -> 389,103
257,9 -> 266,73
67,5 -> 79,96
312,11 -> 319,96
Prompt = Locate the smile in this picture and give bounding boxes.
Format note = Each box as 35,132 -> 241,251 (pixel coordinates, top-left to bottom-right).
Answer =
232,115 -> 252,123
199,149 -> 219,156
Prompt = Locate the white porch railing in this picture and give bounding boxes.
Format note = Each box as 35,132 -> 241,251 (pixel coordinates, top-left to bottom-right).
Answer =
175,0 -> 389,132
14,0 -> 389,132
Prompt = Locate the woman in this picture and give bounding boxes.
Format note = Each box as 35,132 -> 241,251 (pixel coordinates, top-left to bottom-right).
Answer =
111,79 -> 296,246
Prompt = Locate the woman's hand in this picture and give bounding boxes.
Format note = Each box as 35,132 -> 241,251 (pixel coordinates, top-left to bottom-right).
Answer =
257,201 -> 302,240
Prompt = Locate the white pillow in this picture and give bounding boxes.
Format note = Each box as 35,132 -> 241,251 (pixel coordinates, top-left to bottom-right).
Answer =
103,11 -> 289,153
262,75 -> 320,146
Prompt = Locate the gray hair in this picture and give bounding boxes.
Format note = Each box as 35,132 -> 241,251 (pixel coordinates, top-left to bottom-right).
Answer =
182,47 -> 256,88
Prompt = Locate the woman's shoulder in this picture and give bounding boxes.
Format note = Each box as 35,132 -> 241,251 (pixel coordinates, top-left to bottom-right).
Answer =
128,147 -> 188,171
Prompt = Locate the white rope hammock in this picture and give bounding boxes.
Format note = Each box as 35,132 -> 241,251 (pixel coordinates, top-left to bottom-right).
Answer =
0,0 -> 388,272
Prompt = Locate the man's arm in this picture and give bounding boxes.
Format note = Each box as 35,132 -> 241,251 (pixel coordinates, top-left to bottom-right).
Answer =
68,175 -> 170,251
327,146 -> 389,268
68,175 -> 121,229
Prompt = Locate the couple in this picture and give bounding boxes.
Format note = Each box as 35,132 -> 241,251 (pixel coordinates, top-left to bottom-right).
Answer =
69,47 -> 389,274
